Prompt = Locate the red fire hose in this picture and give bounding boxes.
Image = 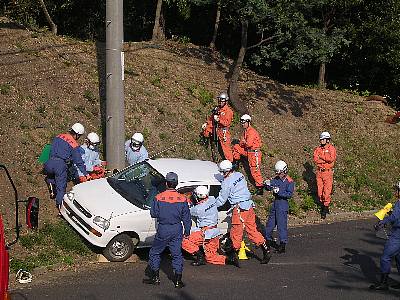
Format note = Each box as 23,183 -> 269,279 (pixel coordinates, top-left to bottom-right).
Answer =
0,215 -> 9,299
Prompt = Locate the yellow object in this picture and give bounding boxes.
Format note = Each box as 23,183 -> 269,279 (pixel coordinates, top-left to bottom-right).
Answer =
375,203 -> 393,220
238,241 -> 250,260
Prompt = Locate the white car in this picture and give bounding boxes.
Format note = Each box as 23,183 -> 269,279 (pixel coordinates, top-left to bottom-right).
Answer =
61,158 -> 231,262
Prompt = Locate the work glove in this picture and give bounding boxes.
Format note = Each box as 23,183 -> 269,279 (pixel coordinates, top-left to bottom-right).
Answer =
263,179 -> 271,187
201,123 -> 207,130
273,187 -> 280,194
374,221 -> 384,231
214,115 -> 219,122
85,174 -> 93,181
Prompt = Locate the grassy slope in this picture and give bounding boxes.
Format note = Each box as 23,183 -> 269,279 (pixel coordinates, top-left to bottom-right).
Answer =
1,19 -> 399,227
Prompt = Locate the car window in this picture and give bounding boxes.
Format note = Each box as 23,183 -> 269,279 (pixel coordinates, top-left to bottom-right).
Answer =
107,162 -> 166,209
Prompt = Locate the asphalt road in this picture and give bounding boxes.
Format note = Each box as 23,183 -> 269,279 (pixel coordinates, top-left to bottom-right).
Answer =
10,219 -> 400,299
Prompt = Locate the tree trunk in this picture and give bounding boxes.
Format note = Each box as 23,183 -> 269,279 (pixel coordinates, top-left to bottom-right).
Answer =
38,0 -> 57,35
228,20 -> 249,115
209,0 -> 221,50
152,0 -> 165,41
318,62 -> 326,88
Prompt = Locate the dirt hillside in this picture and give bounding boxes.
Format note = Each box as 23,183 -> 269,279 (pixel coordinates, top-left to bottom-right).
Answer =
0,17 -> 399,232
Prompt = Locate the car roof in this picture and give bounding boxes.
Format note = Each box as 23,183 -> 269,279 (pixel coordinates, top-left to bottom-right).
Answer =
147,158 -> 221,185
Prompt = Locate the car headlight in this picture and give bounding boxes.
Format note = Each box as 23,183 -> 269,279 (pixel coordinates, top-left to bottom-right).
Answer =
66,191 -> 75,201
93,216 -> 110,231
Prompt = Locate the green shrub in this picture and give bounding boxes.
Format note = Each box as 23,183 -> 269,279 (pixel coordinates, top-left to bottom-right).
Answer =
0,83 -> 11,95
288,199 -> 300,216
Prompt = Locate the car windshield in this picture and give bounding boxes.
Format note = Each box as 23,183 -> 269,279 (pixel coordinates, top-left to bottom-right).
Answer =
107,161 -> 166,209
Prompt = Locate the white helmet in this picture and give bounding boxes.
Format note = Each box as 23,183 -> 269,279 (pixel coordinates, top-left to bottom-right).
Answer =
319,131 -> 331,140
275,160 -> 288,174
217,92 -> 229,101
87,132 -> 100,144
240,114 -> 251,122
194,186 -> 209,200
131,132 -> 144,143
71,123 -> 85,135
219,160 -> 233,173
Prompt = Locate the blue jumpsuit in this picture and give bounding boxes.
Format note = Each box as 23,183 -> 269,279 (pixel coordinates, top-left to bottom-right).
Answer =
44,134 -> 87,206
380,200 -> 400,274
124,140 -> 148,166
264,175 -> 295,244
148,189 -> 191,274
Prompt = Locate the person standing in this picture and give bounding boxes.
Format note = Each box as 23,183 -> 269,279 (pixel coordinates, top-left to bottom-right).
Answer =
201,92 -> 234,162
44,123 -> 91,215
370,182 -> 400,291
143,172 -> 191,288
264,160 -> 295,254
232,114 -> 264,195
313,131 -> 337,219
182,186 -> 237,267
76,132 -> 106,182
125,132 -> 149,166
215,160 -> 272,265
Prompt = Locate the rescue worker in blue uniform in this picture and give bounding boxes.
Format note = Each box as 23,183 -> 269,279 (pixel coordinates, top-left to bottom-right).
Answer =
125,132 -> 148,166
216,160 -> 272,265
264,160 -> 295,254
44,123 -> 91,215
143,172 -> 191,288
370,182 -> 400,291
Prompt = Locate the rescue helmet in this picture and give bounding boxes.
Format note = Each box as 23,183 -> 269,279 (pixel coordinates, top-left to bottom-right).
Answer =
131,132 -> 144,150
319,131 -> 331,140
275,160 -> 288,174
217,92 -> 229,102
87,132 -> 100,144
71,123 -> 85,135
165,172 -> 178,187
240,114 -> 251,123
194,186 -> 209,200
219,160 -> 233,173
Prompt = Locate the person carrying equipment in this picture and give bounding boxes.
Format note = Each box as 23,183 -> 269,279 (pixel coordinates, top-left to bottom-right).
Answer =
182,186 -> 237,267
313,131 -> 337,219
201,92 -> 234,162
215,160 -> 272,265
125,132 -> 149,166
232,114 -> 264,195
43,123 -> 91,215
143,172 -> 191,288
76,132 -> 106,182
264,160 -> 295,254
370,182 -> 400,291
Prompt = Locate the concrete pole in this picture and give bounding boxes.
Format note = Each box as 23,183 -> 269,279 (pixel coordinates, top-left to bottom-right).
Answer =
106,0 -> 125,170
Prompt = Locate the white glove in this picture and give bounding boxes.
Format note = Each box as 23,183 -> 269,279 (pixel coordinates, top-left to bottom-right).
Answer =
201,123 -> 207,130
214,115 -> 219,122
273,187 -> 280,194
263,179 -> 271,186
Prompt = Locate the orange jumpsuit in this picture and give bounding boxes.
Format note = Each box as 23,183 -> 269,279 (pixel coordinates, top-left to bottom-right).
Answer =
203,105 -> 234,162
233,125 -> 263,187
313,143 -> 337,207
231,207 -> 265,250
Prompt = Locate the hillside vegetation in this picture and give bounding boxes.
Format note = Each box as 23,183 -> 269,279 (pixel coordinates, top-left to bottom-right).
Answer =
0,18 -> 399,233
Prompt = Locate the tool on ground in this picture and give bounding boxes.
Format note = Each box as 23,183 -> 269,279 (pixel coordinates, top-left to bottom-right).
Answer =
238,241 -> 250,260
375,203 -> 393,220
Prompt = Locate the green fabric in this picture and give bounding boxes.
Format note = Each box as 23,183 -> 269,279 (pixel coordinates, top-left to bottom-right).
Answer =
38,144 -> 51,164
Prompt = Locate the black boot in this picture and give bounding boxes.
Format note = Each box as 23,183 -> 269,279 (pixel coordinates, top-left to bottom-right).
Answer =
226,250 -> 240,268
391,282 -> 400,289
369,273 -> 389,290
143,268 -> 160,285
268,240 -> 279,249
191,249 -> 206,266
275,243 -> 286,254
321,206 -> 327,219
260,242 -> 272,264
173,273 -> 185,288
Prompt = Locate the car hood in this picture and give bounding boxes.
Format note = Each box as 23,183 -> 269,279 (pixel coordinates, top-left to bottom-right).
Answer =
71,178 -> 143,218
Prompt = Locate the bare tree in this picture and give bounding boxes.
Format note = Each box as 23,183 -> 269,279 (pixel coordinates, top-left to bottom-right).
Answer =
152,0 -> 165,41
209,0 -> 221,50
38,0 -> 57,35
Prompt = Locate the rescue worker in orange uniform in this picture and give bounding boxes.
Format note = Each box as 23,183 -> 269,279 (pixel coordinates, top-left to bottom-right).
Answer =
201,92 -> 234,162
216,160 -> 272,266
232,114 -> 264,195
182,186 -> 238,267
313,131 -> 337,219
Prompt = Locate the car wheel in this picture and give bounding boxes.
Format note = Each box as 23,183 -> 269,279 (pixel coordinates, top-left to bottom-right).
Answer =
103,234 -> 134,262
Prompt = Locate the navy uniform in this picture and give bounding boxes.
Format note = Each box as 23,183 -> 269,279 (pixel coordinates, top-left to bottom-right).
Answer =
143,172 -> 191,288
371,186 -> 400,291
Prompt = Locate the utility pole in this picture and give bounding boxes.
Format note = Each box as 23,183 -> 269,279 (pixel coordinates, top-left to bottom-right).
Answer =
106,0 -> 125,170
